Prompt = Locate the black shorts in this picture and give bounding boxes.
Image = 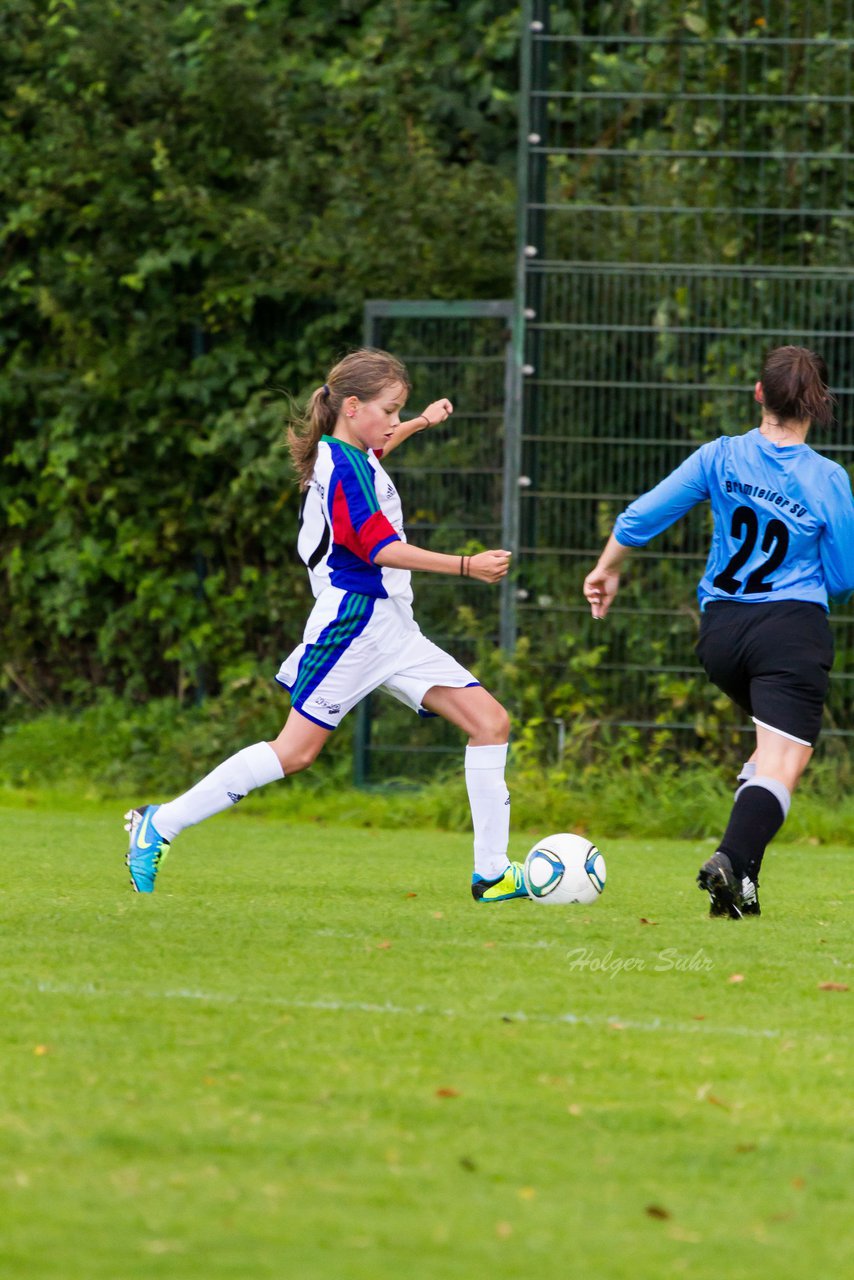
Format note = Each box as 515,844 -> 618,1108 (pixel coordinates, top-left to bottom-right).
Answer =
695,601 -> 834,747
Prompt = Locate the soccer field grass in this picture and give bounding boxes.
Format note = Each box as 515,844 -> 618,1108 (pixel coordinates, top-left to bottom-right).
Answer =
1,799 -> 851,1280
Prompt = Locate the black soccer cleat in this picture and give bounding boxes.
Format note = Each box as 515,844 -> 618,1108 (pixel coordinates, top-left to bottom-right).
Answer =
697,852 -> 744,919
740,876 -> 761,917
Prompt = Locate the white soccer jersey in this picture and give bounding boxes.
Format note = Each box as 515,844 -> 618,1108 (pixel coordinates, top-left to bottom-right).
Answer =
276,435 -> 478,728
297,435 -> 413,605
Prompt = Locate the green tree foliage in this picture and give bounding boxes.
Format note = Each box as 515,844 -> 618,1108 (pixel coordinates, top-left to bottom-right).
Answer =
1,0 -> 520,708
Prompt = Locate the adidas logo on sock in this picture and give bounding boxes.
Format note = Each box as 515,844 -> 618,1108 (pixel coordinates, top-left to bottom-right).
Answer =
228,792 -> 245,805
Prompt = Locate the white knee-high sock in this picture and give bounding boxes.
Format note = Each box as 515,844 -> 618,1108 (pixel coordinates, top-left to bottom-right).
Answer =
465,743 -> 511,880
154,742 -> 284,841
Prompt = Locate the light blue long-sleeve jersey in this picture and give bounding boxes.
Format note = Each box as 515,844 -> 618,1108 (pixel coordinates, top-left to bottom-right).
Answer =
614,429 -> 854,610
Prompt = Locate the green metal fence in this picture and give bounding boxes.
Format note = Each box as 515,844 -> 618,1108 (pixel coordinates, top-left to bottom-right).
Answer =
353,301 -> 518,783
352,3 -> 854,783
514,0 -> 854,742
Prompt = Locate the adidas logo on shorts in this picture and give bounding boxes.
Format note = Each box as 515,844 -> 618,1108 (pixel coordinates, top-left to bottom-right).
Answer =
313,697 -> 342,716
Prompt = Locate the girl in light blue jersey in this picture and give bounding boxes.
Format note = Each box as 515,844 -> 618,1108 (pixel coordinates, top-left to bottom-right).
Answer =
583,346 -> 854,919
124,349 -> 529,905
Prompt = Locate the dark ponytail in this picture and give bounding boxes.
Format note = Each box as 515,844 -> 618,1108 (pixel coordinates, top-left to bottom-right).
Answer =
759,345 -> 835,429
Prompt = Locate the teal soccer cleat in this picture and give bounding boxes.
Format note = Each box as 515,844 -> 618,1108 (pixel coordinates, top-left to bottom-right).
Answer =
472,861 -> 529,903
125,805 -> 169,893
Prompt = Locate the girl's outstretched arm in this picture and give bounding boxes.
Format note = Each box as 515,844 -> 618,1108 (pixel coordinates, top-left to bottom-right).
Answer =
380,398 -> 453,456
374,542 -> 511,584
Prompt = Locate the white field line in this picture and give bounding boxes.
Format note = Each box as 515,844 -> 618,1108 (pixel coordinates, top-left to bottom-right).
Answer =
314,927 -> 575,950
313,927 -> 854,970
17,978 -> 794,1039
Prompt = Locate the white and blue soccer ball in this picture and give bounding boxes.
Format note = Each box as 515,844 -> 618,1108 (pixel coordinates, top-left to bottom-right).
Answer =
523,832 -> 606,905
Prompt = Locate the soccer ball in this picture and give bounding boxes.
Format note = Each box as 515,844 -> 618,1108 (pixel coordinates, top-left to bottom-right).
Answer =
523,832 -> 606,905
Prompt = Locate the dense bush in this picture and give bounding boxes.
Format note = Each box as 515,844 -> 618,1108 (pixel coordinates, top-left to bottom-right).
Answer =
1,0 -> 519,708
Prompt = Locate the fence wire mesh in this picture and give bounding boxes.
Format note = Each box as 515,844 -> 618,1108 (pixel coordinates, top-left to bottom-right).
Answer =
517,0 -> 854,743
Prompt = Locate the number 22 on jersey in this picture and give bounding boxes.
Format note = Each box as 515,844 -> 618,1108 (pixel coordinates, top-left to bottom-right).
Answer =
713,505 -> 790,595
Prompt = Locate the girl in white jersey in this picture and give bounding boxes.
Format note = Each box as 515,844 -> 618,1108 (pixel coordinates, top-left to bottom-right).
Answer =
583,346 -> 854,919
124,349 -> 529,904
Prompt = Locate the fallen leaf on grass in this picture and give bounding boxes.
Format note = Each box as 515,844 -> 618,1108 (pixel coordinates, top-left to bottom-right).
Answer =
727,973 -> 745,984
639,917 -> 658,926
817,982 -> 848,992
33,1045 -> 50,1056
435,1087 -> 460,1098
696,1082 -> 730,1108
376,940 -> 392,950
692,1015 -> 706,1021
645,1204 -> 671,1220
404,892 -> 417,899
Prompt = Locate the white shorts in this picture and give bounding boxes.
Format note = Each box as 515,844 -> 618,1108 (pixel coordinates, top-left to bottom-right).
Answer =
275,589 -> 478,729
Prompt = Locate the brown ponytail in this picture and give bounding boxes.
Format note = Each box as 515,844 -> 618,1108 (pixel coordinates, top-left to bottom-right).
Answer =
287,387 -> 337,488
287,348 -> 412,488
759,345 -> 835,429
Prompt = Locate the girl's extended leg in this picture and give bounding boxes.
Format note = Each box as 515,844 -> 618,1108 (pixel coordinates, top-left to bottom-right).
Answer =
269,709 -> 335,776
421,685 -> 524,902
155,709 -> 332,841
127,710 -> 332,892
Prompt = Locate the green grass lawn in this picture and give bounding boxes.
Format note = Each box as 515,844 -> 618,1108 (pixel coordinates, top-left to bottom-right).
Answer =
1,796 -> 851,1280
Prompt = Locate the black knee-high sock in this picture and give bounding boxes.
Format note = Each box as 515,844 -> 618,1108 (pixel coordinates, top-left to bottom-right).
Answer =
717,777 -> 791,882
